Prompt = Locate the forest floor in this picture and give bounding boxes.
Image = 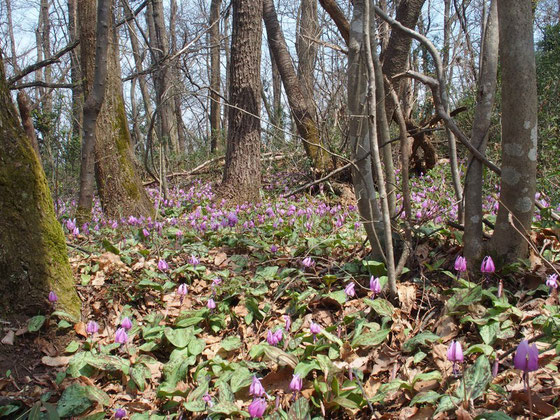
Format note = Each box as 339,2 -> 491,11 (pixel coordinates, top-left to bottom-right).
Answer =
1,167 -> 560,419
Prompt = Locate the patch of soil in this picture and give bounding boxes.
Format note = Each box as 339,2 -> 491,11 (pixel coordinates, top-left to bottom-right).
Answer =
0,315 -> 74,407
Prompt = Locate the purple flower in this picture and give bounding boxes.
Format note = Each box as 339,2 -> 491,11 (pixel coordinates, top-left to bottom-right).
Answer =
289,374 -> 302,392
284,315 -> 291,332
481,256 -> 495,274
492,359 -> 500,377
447,340 -> 464,362
454,256 -> 467,272
142,228 -> 150,237
189,255 -> 200,266
157,259 -> 169,272
86,321 -> 99,335
267,329 -> 281,346
248,398 -> 267,418
310,321 -> 321,342
177,283 -> 188,297
447,340 -> 463,376
546,274 -> 558,289
344,282 -> 356,298
270,244 -> 278,253
302,257 -> 314,268
369,276 -> 381,297
249,376 -> 266,397
202,393 -> 213,407
513,340 -> 539,373
114,408 -> 126,419
48,291 -> 58,303
115,328 -> 128,345
121,317 -> 133,331
207,298 -> 216,310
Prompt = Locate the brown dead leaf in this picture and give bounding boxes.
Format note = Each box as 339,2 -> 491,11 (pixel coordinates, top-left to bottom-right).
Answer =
41,356 -> 71,367
432,343 -> 450,373
214,252 -> 228,267
511,390 -> 556,417
455,407 -> 473,420
1,330 -> 15,345
435,315 -> 459,342
74,322 -> 87,338
397,283 -> 417,314
92,270 -> 106,286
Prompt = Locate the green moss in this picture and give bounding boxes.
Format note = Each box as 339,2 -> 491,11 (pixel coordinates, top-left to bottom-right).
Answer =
0,60 -> 81,318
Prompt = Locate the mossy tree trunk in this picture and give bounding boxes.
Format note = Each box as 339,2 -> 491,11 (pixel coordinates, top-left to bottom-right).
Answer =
0,54 -> 81,319
77,0 -> 153,221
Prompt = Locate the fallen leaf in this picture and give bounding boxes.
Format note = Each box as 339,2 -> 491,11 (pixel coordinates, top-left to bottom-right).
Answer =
74,322 -> 87,338
1,330 -> 15,345
41,356 -> 71,367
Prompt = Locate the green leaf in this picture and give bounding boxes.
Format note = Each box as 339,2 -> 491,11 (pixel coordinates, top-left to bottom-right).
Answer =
164,327 -> 194,348
474,413 -> 515,420
183,400 -> 207,412
332,396 -> 359,409
411,371 -> 442,385
28,315 -> 46,332
158,348 -> 196,397
321,328 -> 343,347
447,286 -> 483,312
434,395 -> 460,415
457,355 -> 492,401
465,344 -> 494,357
0,404 -> 20,417
294,360 -> 320,378
56,385 -> 93,418
188,338 -> 205,356
131,364 -> 150,391
326,290 -> 347,304
402,332 -> 440,353
480,322 -> 499,345
64,341 -> 80,354
230,366 -> 253,393
363,260 -> 386,276
102,239 -> 120,255
83,386 -> 110,406
51,311 -> 79,323
288,397 -> 311,420
28,402 -> 41,420
364,298 -> 395,317
409,390 -> 441,406
352,329 -> 390,348
222,336 -> 242,351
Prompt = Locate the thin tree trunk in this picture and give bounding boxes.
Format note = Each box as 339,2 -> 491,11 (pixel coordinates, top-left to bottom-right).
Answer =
464,0 -> 498,265
0,53 -> 81,319
209,0 -> 222,153
296,0 -> 318,99
491,0 -> 538,261
5,0 -> 19,72
263,0 -> 333,174
219,0 -> 263,204
169,0 -> 186,150
68,0 -> 82,143
77,0 -> 111,222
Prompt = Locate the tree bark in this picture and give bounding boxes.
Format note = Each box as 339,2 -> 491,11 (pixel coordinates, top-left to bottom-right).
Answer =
148,0 -> 180,152
77,0 -> 153,221
209,0 -> 222,153
68,0 -> 83,144
464,0 -> 498,265
491,0 -> 538,261
17,90 -> 41,159
296,0 -> 319,99
0,53 -> 81,319
219,0 -> 263,204
318,0 -> 349,45
263,0 -> 333,174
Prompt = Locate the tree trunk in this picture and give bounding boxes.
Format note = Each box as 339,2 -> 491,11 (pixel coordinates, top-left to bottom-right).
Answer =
491,0 -> 538,261
0,53 -> 81,319
381,0 -> 426,123
17,91 -> 41,159
5,0 -> 20,72
464,0 -> 498,265
219,0 -> 263,204
209,0 -> 222,153
263,0 -> 333,174
68,0 -> 82,144
318,0 -> 349,45
348,0 -> 384,257
296,0 -> 319,99
169,0 -> 187,150
77,0 -> 153,221
148,0 -> 180,153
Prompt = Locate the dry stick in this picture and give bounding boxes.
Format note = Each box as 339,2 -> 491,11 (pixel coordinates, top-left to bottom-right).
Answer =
363,0 -> 397,299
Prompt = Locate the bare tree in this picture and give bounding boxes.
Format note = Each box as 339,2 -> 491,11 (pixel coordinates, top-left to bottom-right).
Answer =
491,0 -> 538,261
77,0 -> 153,221
263,0 -> 333,174
219,0 -> 263,204
209,0 -> 222,153
464,0 -> 498,265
